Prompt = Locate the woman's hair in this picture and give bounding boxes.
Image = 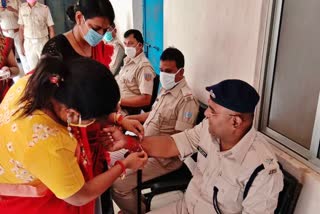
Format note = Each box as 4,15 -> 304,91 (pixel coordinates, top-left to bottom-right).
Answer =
18,56 -> 120,120
66,0 -> 115,24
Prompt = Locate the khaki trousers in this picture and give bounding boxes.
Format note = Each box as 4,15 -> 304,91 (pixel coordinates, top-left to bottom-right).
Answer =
147,198 -> 188,214
111,155 -> 182,214
24,37 -> 48,70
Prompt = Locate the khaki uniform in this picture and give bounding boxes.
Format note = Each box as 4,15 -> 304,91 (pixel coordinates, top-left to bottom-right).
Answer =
116,52 -> 155,114
0,0 -> 29,73
18,2 -> 54,70
149,119 -> 284,214
112,78 -> 199,214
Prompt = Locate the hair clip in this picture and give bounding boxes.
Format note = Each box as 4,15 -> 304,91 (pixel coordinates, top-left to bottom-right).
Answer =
49,74 -> 64,87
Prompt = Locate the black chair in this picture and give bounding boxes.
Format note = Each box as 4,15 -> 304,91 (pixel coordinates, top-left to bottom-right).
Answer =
275,167 -> 302,214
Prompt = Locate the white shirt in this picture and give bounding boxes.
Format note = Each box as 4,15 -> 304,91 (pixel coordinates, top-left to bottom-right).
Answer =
172,119 -> 284,214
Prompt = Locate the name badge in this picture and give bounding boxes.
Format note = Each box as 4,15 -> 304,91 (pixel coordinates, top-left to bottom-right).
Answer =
197,145 -> 207,158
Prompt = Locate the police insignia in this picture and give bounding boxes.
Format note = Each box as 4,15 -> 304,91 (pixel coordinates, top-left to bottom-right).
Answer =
144,73 -> 152,81
184,112 -> 192,119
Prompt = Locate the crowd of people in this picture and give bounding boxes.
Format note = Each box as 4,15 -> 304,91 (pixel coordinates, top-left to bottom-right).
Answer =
0,0 -> 284,214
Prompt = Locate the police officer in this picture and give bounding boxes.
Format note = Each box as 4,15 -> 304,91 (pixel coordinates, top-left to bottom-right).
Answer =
0,0 -> 29,73
18,0 -> 55,70
112,48 -> 199,214
116,29 -> 156,115
106,79 -> 284,214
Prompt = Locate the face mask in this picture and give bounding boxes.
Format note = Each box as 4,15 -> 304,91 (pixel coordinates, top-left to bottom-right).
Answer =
160,68 -> 183,90
81,18 -> 103,47
69,118 -> 101,143
125,43 -> 139,58
27,0 -> 37,4
103,31 -> 113,43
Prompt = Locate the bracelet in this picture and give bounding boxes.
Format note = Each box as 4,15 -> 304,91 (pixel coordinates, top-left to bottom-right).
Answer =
116,113 -> 124,125
114,160 -> 126,179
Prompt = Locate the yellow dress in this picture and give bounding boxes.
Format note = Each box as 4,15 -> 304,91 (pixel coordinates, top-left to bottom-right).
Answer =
0,76 -> 84,199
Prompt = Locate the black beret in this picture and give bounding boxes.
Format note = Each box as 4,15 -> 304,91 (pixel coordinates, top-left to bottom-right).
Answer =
206,79 -> 260,113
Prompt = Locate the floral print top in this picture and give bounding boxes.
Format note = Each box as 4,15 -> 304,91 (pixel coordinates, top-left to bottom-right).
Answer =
0,76 -> 85,199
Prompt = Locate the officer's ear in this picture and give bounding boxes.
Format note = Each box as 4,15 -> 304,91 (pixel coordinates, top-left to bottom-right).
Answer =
75,11 -> 84,25
232,115 -> 243,129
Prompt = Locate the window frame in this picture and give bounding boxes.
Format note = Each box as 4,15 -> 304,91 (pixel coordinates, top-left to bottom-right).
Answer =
259,0 -> 320,166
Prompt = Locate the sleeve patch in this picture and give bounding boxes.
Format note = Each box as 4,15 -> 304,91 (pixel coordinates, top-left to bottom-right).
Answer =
184,112 -> 193,119
144,73 -> 153,81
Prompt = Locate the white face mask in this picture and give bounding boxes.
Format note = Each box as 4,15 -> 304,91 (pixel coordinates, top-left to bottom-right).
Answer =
160,68 -> 183,90
125,43 -> 139,58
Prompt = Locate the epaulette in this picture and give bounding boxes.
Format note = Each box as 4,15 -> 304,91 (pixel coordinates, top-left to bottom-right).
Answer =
181,87 -> 194,101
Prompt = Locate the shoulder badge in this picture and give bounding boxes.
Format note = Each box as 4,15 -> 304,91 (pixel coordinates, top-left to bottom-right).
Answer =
144,73 -> 152,81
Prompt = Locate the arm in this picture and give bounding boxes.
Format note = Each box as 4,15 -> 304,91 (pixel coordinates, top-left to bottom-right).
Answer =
46,7 -> 55,38
48,25 -> 55,39
242,168 -> 284,213
6,49 -> 20,76
24,138 -> 147,207
19,25 -> 24,55
64,151 -> 147,206
106,112 -> 144,139
126,112 -> 150,123
120,94 -> 152,107
6,6 -> 18,15
141,135 -> 180,158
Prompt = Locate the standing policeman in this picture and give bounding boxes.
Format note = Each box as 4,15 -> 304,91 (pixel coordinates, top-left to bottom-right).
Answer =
18,0 -> 55,70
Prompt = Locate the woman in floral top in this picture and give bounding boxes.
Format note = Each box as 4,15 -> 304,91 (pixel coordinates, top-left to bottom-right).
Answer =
0,56 -> 147,214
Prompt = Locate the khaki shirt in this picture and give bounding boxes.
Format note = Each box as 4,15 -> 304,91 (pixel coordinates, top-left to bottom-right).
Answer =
116,52 -> 155,98
144,78 -> 199,136
18,2 -> 54,39
145,78 -> 199,167
172,119 -> 284,214
0,0 -> 21,30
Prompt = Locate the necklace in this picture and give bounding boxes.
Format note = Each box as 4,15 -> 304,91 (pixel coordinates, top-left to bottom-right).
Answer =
71,28 -> 92,57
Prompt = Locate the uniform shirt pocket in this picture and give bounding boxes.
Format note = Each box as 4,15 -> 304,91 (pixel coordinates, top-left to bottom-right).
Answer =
215,176 -> 242,212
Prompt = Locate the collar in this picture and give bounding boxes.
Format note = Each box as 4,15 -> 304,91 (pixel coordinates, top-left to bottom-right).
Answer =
160,78 -> 187,98
218,127 -> 256,164
124,51 -> 146,65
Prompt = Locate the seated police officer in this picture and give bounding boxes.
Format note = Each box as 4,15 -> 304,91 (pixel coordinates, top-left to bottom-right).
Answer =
106,79 -> 284,214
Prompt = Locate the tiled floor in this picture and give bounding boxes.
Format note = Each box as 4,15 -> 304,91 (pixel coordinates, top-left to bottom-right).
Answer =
113,191 -> 184,213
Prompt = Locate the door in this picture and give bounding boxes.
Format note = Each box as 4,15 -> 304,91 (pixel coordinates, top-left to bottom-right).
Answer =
143,0 -> 163,74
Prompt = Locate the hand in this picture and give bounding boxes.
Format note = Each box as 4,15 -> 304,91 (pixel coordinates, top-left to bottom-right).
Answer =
102,126 -> 127,152
122,151 -> 148,171
121,118 -> 144,140
6,6 -> 16,12
1,66 -> 10,73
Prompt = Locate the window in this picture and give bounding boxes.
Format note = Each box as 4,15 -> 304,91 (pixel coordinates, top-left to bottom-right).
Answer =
260,0 -> 320,165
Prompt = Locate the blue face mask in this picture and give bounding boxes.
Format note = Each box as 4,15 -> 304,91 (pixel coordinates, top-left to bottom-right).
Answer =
103,31 -> 113,43
82,18 -> 103,47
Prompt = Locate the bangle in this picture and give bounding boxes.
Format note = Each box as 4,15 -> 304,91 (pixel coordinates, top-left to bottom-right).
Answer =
114,160 -> 126,179
116,113 -> 124,125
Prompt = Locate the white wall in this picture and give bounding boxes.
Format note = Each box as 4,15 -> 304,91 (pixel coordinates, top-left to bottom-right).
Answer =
164,0 -> 265,104
110,0 -> 134,40
112,0 -> 320,212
